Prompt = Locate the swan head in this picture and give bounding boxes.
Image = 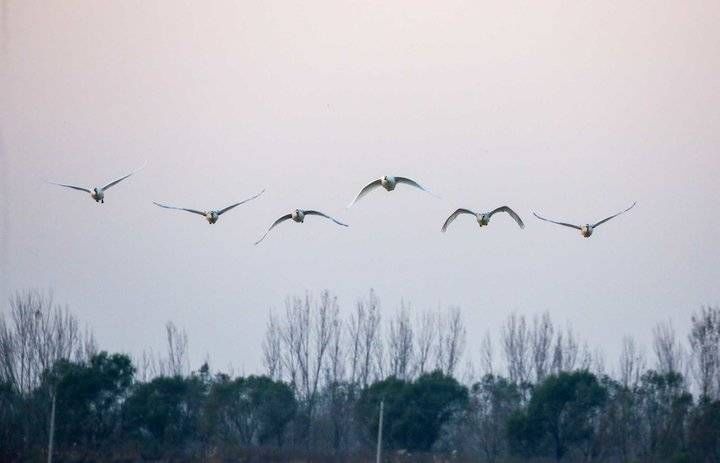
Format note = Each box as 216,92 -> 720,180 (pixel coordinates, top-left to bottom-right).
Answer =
581,225 -> 593,238
381,176 -> 396,191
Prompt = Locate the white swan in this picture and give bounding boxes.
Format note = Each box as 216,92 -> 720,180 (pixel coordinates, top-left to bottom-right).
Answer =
442,206 -> 525,232
48,162 -> 146,204
533,202 -> 636,238
255,209 -> 348,244
153,189 -> 264,224
348,175 -> 435,207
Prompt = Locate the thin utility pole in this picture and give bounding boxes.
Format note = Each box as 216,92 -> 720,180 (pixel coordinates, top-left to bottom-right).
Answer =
376,400 -> 384,463
47,391 -> 56,463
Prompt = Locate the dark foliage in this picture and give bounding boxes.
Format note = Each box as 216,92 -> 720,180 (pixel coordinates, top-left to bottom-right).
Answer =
1,350 -> 718,462
356,371 -> 468,452
509,371 -> 606,461
205,374 -> 296,447
689,400 -> 720,463
45,352 -> 134,450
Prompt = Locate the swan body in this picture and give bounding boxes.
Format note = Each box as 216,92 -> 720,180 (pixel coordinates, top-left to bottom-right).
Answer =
442,206 -> 524,232
91,187 -> 105,203
153,189 -> 264,224
206,211 -> 220,224
348,175 -> 435,207
533,202 -> 636,238
381,176 -> 397,191
291,209 -> 305,222
255,209 -> 348,244
49,162 -> 145,204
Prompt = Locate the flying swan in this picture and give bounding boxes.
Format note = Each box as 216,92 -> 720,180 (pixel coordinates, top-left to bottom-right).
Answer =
255,209 -> 348,244
48,162 -> 146,204
533,202 -> 636,238
348,175 -> 436,207
442,206 -> 525,232
153,189 -> 265,224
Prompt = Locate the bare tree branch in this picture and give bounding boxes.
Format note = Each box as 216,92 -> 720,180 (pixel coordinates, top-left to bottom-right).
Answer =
502,313 -> 530,384
618,335 -> 646,388
165,321 -> 189,377
388,301 -> 414,380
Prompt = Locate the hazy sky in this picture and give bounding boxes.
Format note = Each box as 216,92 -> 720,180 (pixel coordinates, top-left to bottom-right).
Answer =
1,1 -> 719,374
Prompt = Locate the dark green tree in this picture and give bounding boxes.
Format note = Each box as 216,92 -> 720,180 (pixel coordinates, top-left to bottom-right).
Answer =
357,371 -> 468,452
689,400 -> 720,463
205,374 -> 296,447
509,370 -> 607,461
123,374 -> 208,457
593,376 -> 643,462
470,374 -> 522,461
356,375 -> 407,449
44,352 -> 134,450
0,380 -> 23,460
436,374 -> 522,461
406,371 -> 469,451
636,370 -> 692,460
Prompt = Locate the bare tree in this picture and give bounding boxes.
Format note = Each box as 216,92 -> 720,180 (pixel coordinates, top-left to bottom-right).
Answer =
652,320 -> 685,376
479,330 -> 494,378
270,291 -> 338,445
0,290 -> 91,463
373,328 -> 386,381
577,341 -> 593,371
165,321 -> 189,377
346,301 -> 363,388
76,327 -> 98,363
285,295 -> 311,396
530,312 -> 554,382
502,313 -> 530,384
0,290 -> 85,394
388,301 -> 414,380
359,291 -> 381,387
415,310 -> 436,376
134,350 -> 154,382
325,305 -> 345,385
323,303 -> 348,453
591,346 -> 607,377
311,292 -> 337,403
688,306 -> 720,400
262,309 -> 283,380
435,306 -> 466,376
343,290 -> 382,388
279,296 -> 301,389
552,324 -> 581,374
618,335 -> 646,388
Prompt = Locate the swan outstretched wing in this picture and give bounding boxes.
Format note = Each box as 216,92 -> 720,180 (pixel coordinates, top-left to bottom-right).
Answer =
441,208 -> 475,232
491,206 -> 525,229
304,210 -> 349,227
152,202 -> 206,216
395,177 -> 438,197
102,162 -> 146,190
218,189 -> 265,215
348,179 -> 382,207
254,214 -> 293,245
533,212 -> 581,230
48,181 -> 90,194
592,202 -> 637,228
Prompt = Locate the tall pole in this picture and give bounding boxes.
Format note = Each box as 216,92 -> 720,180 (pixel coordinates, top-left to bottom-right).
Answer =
376,400 -> 384,463
47,391 -> 56,463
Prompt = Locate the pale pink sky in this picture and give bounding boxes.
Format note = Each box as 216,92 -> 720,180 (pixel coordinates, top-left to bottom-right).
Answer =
1,1 -> 719,373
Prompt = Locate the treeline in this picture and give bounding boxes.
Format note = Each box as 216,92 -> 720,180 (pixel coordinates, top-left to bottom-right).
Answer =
1,290 -> 720,462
